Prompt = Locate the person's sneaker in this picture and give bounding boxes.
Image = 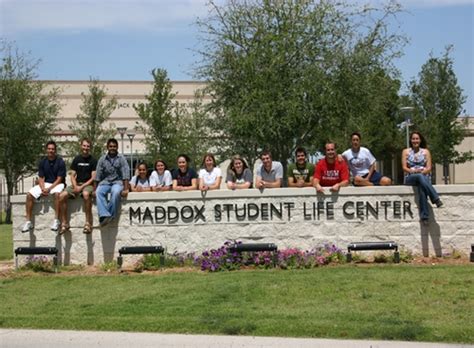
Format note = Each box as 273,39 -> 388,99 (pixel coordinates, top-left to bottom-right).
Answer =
435,199 -> 444,208
21,221 -> 33,233
50,219 -> 60,232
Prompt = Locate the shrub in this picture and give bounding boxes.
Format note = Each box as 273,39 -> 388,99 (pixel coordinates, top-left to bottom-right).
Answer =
134,252 -> 196,272
396,249 -> 414,263
100,261 -> 118,272
19,255 -> 55,273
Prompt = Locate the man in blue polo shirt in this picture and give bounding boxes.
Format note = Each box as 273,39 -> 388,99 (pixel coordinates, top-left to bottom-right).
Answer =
21,141 -> 66,233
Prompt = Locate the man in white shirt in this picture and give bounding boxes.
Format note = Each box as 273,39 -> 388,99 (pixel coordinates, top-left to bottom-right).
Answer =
342,132 -> 391,186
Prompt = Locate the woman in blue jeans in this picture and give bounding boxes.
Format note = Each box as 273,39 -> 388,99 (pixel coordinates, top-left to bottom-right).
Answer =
402,131 -> 443,224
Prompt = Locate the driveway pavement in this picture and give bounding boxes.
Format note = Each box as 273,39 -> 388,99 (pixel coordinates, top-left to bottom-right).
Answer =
0,329 -> 471,348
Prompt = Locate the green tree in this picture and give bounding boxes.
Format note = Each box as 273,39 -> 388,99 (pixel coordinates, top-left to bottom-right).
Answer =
0,41 -> 60,223
195,0 -> 405,171
67,78 -> 118,159
409,47 -> 472,181
134,68 -> 212,168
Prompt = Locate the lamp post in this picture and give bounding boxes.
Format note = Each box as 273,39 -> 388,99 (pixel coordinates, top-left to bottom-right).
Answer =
127,132 -> 135,177
116,127 -> 127,154
400,107 -> 414,149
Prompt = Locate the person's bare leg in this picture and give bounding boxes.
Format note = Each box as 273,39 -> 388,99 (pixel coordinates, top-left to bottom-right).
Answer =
83,191 -> 93,226
54,192 -> 61,219
380,177 -> 392,186
25,193 -> 35,221
353,176 -> 373,187
59,191 -> 69,225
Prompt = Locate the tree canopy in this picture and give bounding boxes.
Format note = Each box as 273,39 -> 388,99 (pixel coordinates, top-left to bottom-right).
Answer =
0,41 -> 60,222
134,68 -> 212,168
409,47 -> 472,166
196,0 -> 406,168
67,78 -> 118,160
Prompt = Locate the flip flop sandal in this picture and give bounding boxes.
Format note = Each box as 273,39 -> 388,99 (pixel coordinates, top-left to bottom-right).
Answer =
83,223 -> 92,234
59,224 -> 70,235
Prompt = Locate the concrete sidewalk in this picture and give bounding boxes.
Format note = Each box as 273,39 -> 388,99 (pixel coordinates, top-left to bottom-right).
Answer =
0,329 -> 471,348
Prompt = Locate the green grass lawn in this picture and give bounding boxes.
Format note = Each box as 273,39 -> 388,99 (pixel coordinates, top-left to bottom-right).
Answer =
0,223 -> 13,261
0,265 -> 472,343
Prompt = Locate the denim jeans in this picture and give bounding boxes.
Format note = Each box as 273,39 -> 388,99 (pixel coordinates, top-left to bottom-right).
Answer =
96,182 -> 123,219
404,174 -> 439,220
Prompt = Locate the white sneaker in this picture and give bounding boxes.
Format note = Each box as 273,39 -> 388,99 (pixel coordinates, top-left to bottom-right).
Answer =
51,219 -> 60,232
21,221 -> 33,233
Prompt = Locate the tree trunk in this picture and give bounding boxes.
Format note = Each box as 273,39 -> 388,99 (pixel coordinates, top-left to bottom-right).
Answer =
5,178 -> 14,224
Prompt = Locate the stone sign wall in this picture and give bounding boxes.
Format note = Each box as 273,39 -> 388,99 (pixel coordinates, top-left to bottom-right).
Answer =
11,185 -> 474,265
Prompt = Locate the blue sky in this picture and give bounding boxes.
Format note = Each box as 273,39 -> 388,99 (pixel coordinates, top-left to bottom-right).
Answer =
1,0 -> 473,114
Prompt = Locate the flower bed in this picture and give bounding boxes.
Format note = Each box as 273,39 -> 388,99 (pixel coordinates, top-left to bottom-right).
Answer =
134,241 -> 346,272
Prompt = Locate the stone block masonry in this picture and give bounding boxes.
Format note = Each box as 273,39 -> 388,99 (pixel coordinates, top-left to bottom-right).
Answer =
11,185 -> 474,265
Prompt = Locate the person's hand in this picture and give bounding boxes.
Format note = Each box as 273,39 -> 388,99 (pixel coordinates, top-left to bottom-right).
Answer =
121,189 -> 129,197
330,183 -> 340,192
296,179 -> 305,188
41,187 -> 50,196
258,181 -> 265,189
315,184 -> 325,193
201,185 -> 209,192
73,185 -> 82,194
229,182 -> 236,190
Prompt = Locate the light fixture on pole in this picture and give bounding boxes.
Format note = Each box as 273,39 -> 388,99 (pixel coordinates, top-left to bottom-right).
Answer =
116,127 -> 127,154
400,107 -> 414,149
127,132 -> 135,177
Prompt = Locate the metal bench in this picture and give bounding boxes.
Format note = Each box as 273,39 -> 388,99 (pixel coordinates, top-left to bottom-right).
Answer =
117,246 -> 165,270
228,243 -> 278,266
346,241 -> 399,263
14,247 -> 59,272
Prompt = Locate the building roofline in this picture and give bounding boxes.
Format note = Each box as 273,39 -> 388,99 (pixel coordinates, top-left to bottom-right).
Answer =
38,80 -> 206,84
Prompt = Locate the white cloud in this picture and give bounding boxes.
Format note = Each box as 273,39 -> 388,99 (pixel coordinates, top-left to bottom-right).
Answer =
0,0 -> 209,35
1,0 -> 472,36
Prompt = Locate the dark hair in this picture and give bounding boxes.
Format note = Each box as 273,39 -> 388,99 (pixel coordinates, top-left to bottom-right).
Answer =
260,150 -> 272,159
409,131 -> 427,148
136,162 -> 147,170
295,147 -> 307,156
45,140 -> 57,149
134,162 -> 149,186
202,153 -> 216,168
177,154 -> 191,164
107,138 -> 118,147
351,132 -> 361,140
228,155 -> 249,175
154,159 -> 168,171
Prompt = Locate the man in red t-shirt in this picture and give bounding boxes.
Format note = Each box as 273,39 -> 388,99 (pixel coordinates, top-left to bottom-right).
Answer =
313,141 -> 349,193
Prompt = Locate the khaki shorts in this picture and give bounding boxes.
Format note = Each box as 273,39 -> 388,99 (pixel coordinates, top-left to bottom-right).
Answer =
66,184 -> 94,198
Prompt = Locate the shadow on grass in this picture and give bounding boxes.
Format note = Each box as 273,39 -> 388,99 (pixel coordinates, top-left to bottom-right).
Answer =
359,316 -> 429,341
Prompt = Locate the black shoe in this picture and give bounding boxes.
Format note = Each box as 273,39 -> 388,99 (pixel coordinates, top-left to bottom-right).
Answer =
99,216 -> 112,226
435,199 -> 444,208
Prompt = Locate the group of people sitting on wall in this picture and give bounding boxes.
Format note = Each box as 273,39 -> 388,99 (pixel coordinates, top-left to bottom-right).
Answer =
20,131 -> 443,235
